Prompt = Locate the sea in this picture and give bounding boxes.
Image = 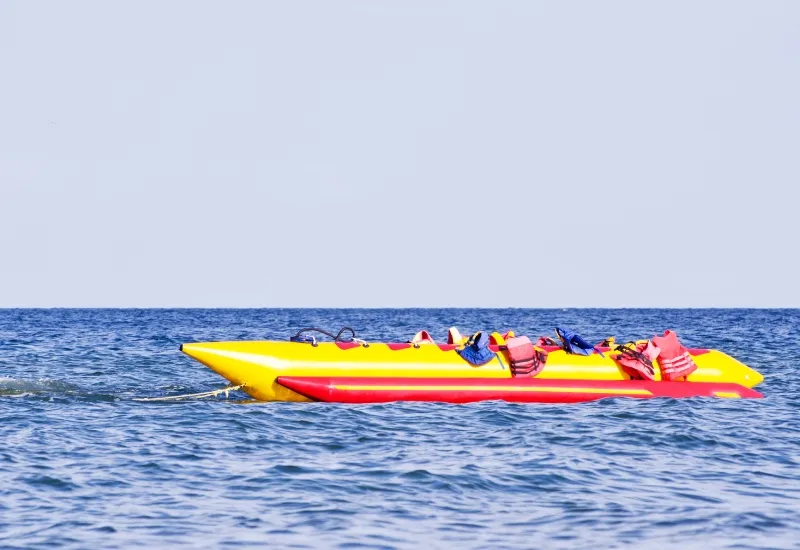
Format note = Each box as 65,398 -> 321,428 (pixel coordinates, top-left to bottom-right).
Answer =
1,309 -> 798,549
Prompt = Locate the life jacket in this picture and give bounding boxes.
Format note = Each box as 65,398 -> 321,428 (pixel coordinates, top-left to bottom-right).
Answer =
503,336 -> 547,377
555,327 -> 605,357
456,331 -> 496,366
651,330 -> 697,381
613,341 -> 660,381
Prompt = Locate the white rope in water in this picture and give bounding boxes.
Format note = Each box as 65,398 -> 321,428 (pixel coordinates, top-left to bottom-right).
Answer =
134,384 -> 245,402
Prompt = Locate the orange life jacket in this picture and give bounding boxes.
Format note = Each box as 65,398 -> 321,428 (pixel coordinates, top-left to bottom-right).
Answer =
651,330 -> 697,381
614,341 -> 660,381
504,336 -> 546,378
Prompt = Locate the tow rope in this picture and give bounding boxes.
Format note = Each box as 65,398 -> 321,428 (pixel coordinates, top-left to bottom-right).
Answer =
134,384 -> 245,402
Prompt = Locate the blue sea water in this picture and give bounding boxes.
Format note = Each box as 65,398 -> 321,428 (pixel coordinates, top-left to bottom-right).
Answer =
1,309 -> 798,550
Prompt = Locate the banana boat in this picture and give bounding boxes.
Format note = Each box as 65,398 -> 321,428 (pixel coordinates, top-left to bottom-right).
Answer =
180,329 -> 764,404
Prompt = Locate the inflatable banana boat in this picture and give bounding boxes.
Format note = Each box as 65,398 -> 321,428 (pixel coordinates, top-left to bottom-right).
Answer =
180,328 -> 764,404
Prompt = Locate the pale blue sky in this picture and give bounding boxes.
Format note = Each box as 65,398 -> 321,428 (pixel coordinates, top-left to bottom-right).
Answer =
1,1 -> 798,307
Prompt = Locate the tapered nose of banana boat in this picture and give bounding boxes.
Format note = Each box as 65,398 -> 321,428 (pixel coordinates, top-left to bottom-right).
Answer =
180,342 -> 311,402
744,365 -> 764,388
180,343 -> 243,386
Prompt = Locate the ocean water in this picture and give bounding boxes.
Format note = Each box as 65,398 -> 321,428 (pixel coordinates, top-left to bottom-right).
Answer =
1,309 -> 798,550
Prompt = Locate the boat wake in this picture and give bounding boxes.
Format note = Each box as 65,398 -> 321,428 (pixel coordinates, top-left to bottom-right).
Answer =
0,377 -> 120,402
0,377 -> 79,397
1,377 -> 247,403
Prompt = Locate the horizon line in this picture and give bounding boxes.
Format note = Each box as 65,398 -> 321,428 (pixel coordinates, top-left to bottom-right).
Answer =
1,306 -> 798,310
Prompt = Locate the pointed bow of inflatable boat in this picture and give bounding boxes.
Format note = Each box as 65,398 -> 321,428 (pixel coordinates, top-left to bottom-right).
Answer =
180,342 -> 312,402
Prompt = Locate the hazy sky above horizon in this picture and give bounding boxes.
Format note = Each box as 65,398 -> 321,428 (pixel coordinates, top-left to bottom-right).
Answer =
1,1 -> 799,307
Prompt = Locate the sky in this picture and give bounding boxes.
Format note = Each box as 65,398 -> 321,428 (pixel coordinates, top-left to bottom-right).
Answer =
1,1 -> 798,307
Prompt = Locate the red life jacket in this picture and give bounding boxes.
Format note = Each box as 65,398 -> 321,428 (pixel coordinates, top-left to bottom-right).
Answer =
505,336 -> 546,378
614,341 -> 660,381
651,330 -> 697,381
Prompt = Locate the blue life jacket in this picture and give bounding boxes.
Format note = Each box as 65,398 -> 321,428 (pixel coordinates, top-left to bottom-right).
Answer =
456,331 -> 496,365
555,327 -> 604,357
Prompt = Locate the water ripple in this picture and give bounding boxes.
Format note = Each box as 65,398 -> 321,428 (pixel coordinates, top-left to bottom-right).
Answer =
1,309 -> 798,549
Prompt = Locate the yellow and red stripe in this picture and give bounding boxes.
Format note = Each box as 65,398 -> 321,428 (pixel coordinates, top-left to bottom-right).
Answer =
277,377 -> 763,404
